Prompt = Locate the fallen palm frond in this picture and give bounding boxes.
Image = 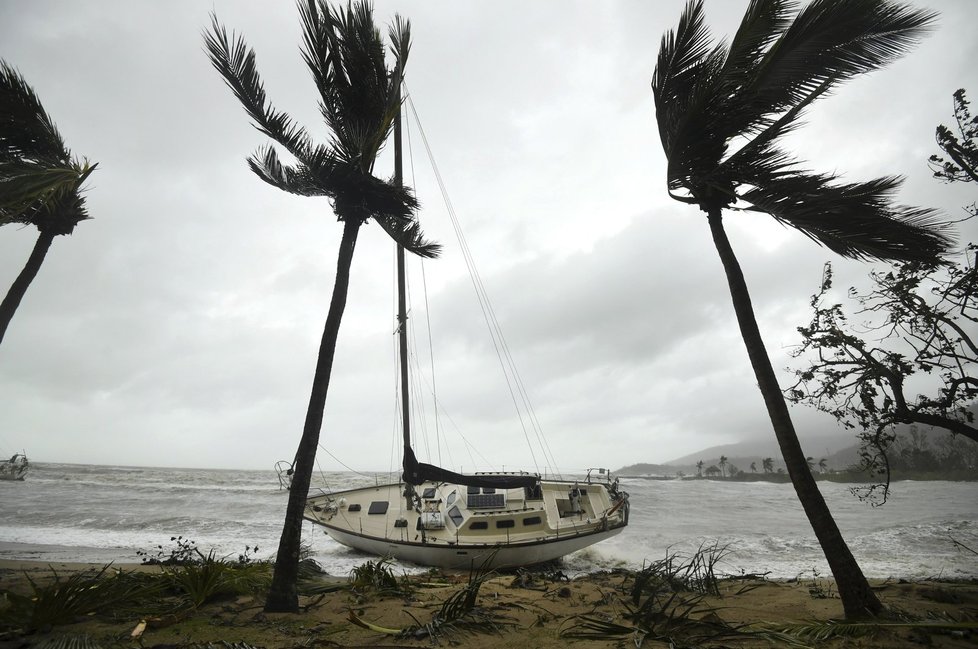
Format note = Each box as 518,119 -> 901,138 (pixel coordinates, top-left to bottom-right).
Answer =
560,544 -> 799,648
31,634 -> 105,649
350,551 -> 513,641
757,619 -> 978,642
0,565 -> 162,633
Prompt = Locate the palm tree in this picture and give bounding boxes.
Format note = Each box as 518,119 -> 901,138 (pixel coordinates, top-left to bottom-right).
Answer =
652,0 -> 953,618
696,459 -> 704,476
718,454 -> 728,478
750,461 -> 757,473
819,458 -> 828,473
762,457 -> 774,473
205,0 -> 439,613
0,61 -> 97,347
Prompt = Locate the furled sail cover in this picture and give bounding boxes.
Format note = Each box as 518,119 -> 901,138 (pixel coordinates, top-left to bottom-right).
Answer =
402,446 -> 539,489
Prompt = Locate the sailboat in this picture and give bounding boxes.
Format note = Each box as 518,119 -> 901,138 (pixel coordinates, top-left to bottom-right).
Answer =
0,453 -> 29,481
303,89 -> 629,571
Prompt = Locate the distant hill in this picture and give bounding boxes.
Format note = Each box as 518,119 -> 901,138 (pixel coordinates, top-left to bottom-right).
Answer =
613,462 -> 676,477
615,432 -> 854,476
616,410 -> 977,477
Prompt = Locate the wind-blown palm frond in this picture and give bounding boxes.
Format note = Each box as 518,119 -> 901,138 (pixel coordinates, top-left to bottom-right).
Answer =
0,60 -> 69,164
204,16 -> 313,159
0,60 -> 95,233
0,160 -> 92,218
652,0 -> 953,261
206,1 -> 435,254
740,174 -> 952,261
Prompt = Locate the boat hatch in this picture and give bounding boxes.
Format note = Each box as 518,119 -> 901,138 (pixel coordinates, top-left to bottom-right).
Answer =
368,501 -> 389,515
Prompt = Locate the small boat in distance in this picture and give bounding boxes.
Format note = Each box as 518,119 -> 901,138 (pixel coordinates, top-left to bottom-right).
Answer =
0,453 -> 29,481
303,76 -> 630,571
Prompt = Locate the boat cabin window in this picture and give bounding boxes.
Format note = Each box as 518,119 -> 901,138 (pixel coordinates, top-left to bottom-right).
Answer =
422,487 -> 436,499
466,485 -> 480,495
447,505 -> 464,527
482,487 -> 496,494
522,516 -> 542,526
446,491 -> 457,506
469,521 -> 488,530
496,519 -> 515,529
368,501 -> 389,515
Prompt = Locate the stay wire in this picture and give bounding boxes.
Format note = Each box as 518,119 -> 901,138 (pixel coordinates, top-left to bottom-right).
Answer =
406,89 -> 561,477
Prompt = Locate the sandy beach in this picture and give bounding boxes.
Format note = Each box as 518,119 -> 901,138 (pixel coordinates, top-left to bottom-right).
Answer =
1,557 -> 975,648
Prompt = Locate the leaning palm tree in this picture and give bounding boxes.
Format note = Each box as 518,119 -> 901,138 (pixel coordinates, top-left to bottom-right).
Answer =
0,61 -> 97,347
652,0 -> 954,618
205,0 -> 439,613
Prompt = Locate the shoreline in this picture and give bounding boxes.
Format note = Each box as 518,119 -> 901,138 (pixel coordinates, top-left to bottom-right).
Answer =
1,558 -> 975,648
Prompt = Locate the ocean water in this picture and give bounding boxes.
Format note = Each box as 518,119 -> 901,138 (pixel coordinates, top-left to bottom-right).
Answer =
0,463 -> 975,580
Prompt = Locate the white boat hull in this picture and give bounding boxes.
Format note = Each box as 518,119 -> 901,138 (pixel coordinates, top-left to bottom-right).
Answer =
305,475 -> 629,571
321,520 -> 624,570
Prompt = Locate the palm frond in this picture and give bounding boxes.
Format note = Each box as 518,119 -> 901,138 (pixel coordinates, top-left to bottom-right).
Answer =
0,62 -> 96,233
750,0 -> 936,119
374,213 -> 441,259
0,160 -> 95,220
652,0 -> 716,158
758,619 -> 978,642
204,15 -> 312,158
302,0 -> 398,169
247,145 -> 324,196
740,174 -> 954,262
0,60 -> 69,164
653,0 -> 952,262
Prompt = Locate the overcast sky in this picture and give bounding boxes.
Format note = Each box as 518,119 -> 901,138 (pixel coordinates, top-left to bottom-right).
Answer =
1,0 -> 975,473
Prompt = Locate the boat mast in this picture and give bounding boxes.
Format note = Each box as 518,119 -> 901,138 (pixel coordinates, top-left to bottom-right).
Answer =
394,82 -> 415,508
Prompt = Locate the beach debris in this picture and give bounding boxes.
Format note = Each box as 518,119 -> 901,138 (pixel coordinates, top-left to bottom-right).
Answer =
129,619 -> 146,639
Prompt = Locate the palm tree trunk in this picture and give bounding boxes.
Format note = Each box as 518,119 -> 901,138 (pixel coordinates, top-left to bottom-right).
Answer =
706,208 -> 882,619
0,230 -> 55,347
264,217 -> 361,613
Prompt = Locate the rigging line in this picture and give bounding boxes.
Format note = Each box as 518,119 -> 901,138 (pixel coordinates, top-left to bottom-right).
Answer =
408,349 -> 490,470
406,90 -> 546,474
402,92 -> 534,462
403,276 -> 434,463
404,103 -> 444,467
316,442 -> 375,478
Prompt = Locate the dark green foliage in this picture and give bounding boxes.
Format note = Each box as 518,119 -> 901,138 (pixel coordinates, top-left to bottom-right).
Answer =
653,0 -> 952,263
0,538 -> 275,634
161,551 -> 271,609
400,556 -> 510,640
204,1 -> 438,258
0,60 -> 96,229
559,545 -> 759,647
347,556 -> 406,597
0,565 -> 161,634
